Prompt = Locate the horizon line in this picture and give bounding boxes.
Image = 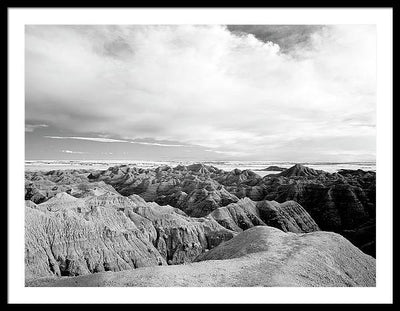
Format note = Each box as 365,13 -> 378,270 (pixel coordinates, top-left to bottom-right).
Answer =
25,159 -> 377,164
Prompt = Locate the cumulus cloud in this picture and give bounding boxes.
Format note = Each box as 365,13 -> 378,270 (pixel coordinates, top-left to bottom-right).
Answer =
26,25 -> 376,161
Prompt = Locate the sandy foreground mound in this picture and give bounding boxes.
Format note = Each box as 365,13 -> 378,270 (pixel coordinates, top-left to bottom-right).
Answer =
26,226 -> 375,287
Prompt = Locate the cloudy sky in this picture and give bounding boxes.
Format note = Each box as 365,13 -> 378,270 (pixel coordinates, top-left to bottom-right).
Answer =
25,24 -> 376,161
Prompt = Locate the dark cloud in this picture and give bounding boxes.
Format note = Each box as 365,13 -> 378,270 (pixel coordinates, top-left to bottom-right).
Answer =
227,25 -> 325,53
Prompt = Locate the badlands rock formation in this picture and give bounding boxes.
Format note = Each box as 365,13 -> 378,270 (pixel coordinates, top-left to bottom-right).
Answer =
25,186 -> 235,281
261,165 -> 376,256
263,165 -> 375,231
83,163 -> 376,255
25,163 -> 376,285
25,191 -> 165,280
25,169 -> 117,203
127,194 -> 235,263
208,198 -> 319,233
87,164 -> 241,217
27,226 -> 376,287
25,164 -> 376,255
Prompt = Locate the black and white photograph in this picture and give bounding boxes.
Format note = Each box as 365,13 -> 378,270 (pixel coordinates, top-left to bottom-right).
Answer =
7,7 -> 393,304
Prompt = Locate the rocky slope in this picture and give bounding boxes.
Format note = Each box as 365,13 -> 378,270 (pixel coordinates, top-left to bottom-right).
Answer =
342,218 -> 376,257
25,163 -> 376,256
25,186 -> 235,281
25,162 -> 376,285
260,166 -> 376,256
84,164 -> 376,255
25,192 -> 165,280
25,185 -> 318,281
27,226 -> 376,287
262,166 -> 376,231
25,169 -> 117,203
127,194 -> 235,264
84,164 -> 375,233
208,197 -> 319,233
87,164 -> 242,217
